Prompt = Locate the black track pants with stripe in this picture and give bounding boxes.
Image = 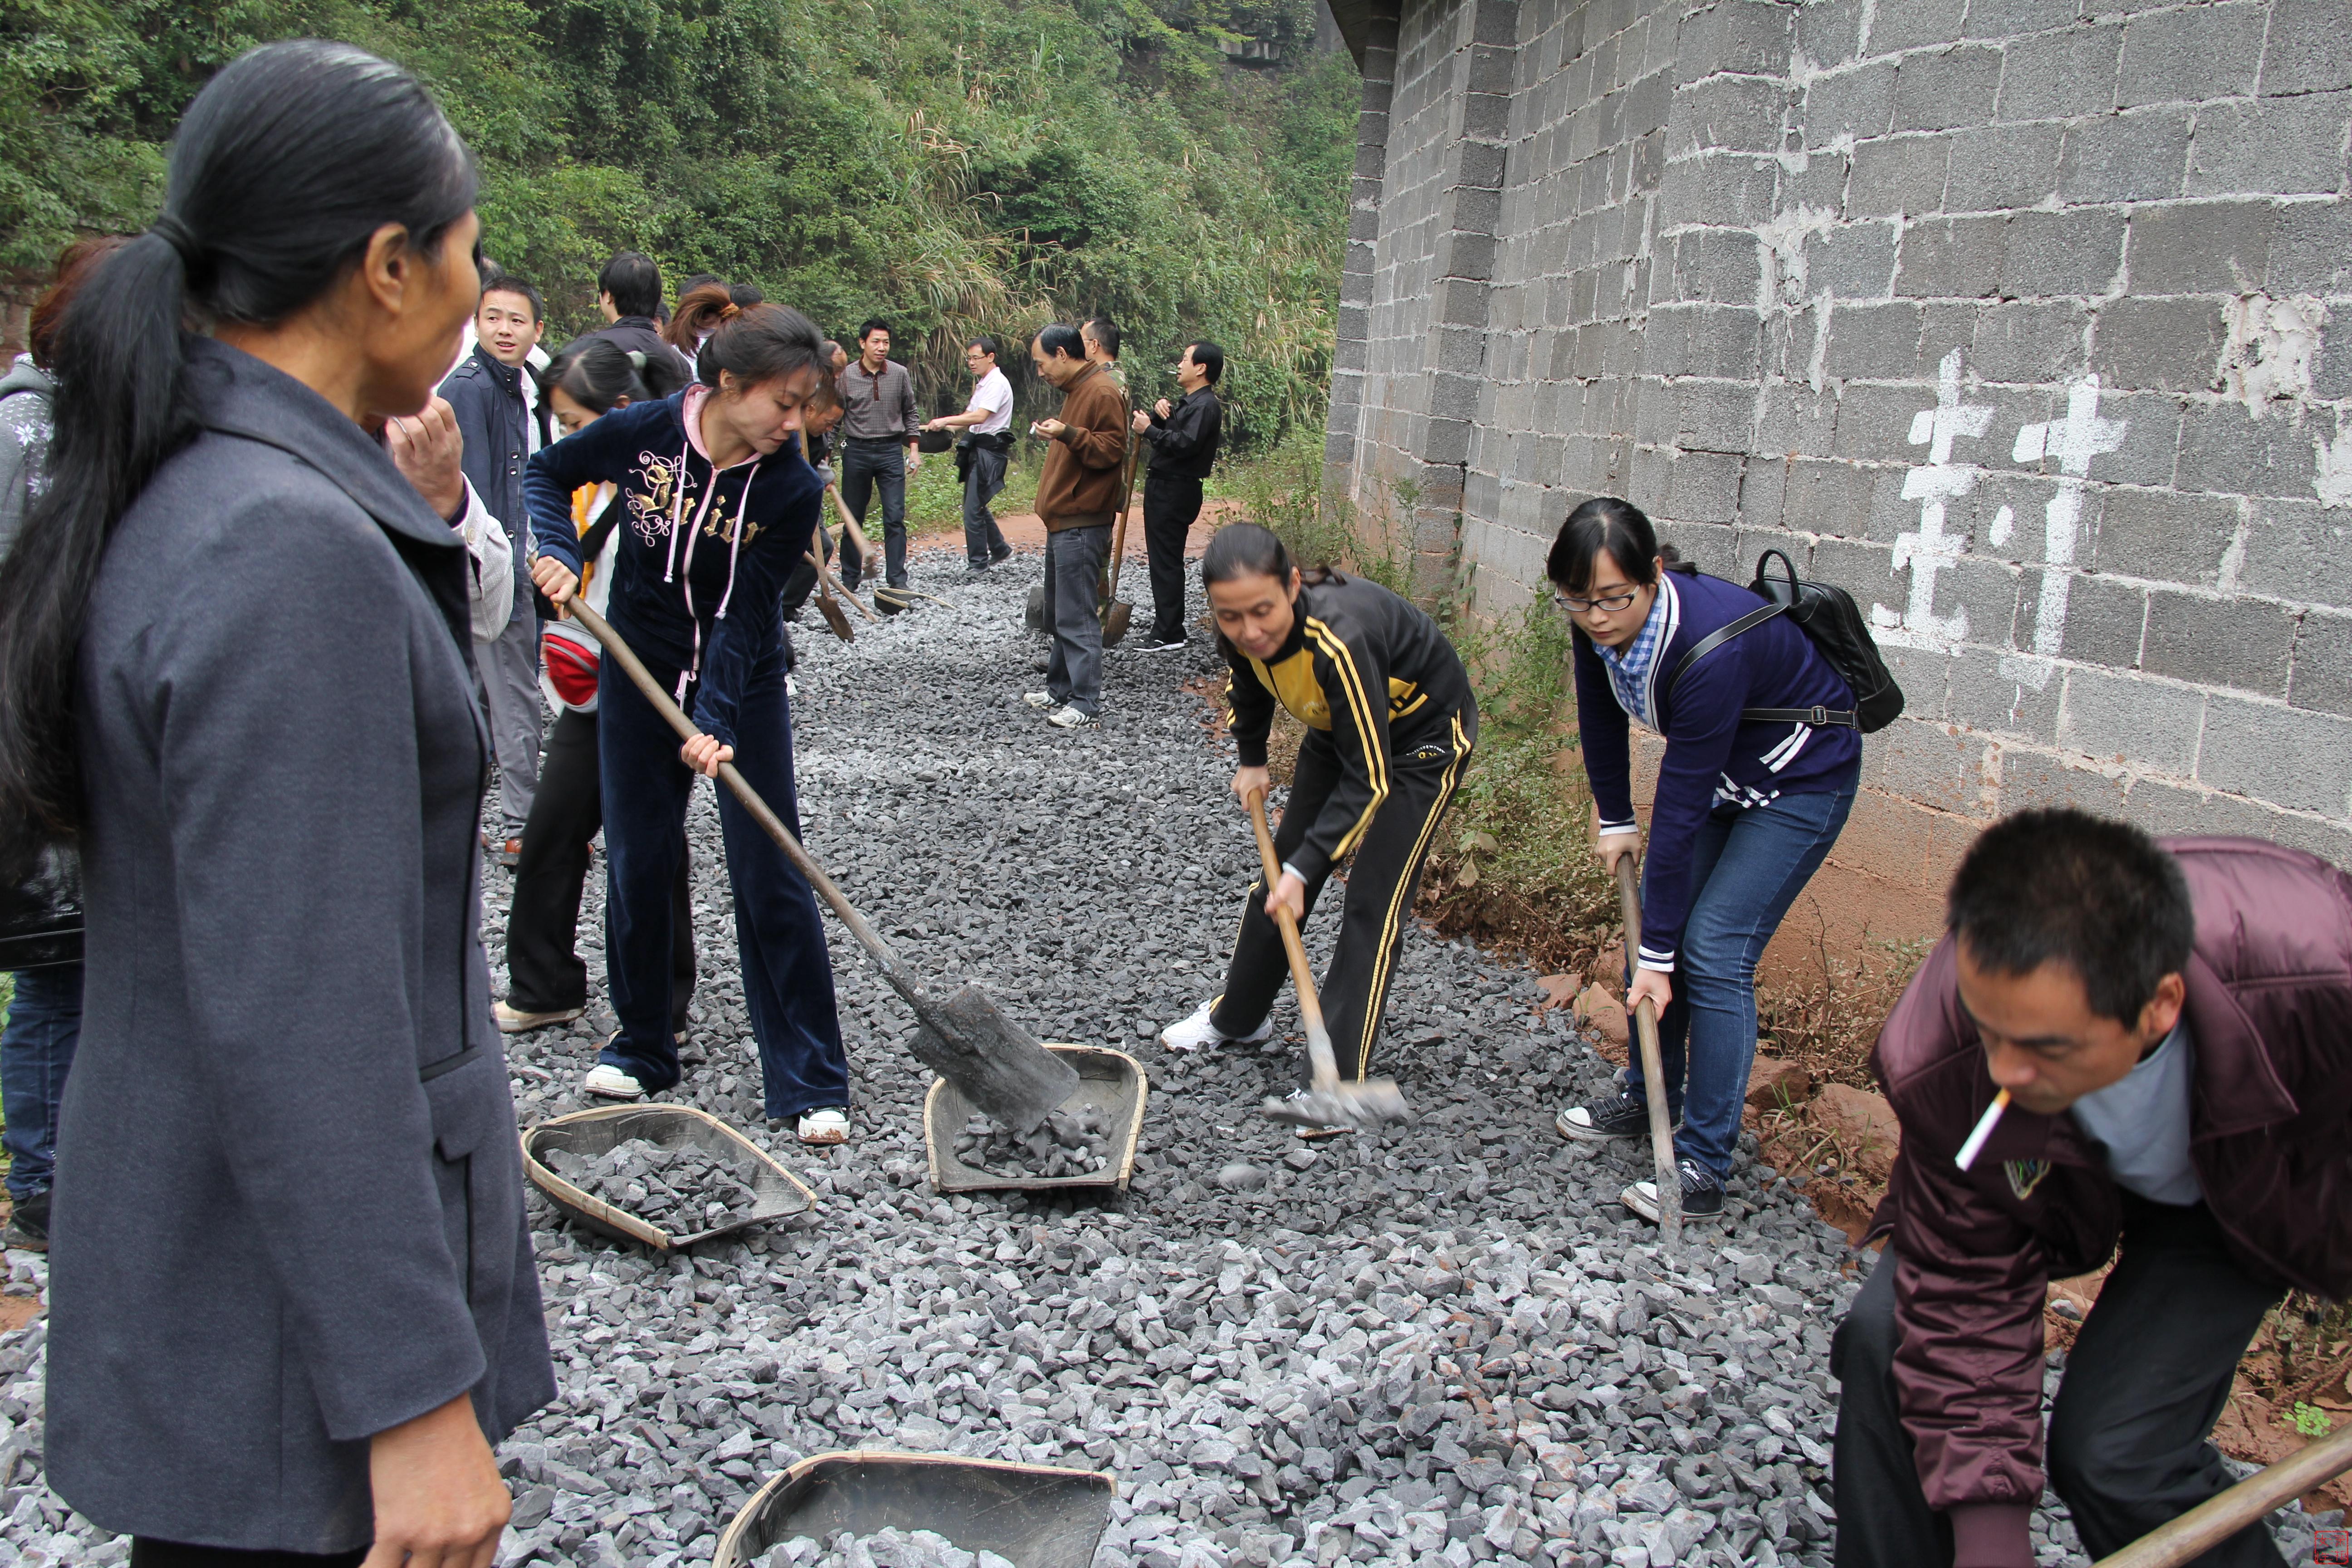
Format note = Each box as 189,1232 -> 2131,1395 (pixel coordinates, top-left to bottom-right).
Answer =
1210,712 -> 1475,1080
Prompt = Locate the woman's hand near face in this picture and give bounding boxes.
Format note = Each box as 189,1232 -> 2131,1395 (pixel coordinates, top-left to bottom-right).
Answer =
386,397 -> 466,519
681,733 -> 734,779
361,1393 -> 509,1568
530,555 -> 577,615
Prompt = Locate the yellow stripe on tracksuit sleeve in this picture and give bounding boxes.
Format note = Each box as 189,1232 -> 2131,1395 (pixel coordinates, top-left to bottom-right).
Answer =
1305,619 -> 1387,860
1353,712 -> 1471,1078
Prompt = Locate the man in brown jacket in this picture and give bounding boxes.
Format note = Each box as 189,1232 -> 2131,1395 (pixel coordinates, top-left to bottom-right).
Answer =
1833,808 -> 2352,1568
1023,323 -> 1128,728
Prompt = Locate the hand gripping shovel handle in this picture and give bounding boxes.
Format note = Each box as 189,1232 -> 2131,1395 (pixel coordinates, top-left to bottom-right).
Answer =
2095,1420 -> 2352,1568
562,596 -> 928,1019
1615,855 -> 1683,1243
1246,789 -> 1343,1089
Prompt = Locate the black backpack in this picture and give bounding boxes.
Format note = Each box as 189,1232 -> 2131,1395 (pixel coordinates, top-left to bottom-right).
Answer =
1667,549 -> 1904,733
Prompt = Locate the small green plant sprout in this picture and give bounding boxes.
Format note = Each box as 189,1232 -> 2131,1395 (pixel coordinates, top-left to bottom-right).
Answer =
2290,1402 -> 2335,1437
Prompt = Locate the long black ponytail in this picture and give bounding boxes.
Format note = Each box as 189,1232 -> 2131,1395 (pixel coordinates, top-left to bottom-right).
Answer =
0,39 -> 476,873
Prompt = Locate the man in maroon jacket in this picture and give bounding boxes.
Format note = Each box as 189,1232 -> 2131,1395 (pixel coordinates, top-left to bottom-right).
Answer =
1833,809 -> 2352,1568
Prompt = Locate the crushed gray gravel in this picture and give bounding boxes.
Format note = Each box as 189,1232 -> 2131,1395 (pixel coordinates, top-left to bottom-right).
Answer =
0,547 -> 2336,1568
548,1140 -> 761,1233
767,1527 -> 1016,1568
955,1106 -> 1116,1181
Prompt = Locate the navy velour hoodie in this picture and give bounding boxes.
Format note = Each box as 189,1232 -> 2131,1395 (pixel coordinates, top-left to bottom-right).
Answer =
525,387 -> 823,748
1573,566 -> 1862,973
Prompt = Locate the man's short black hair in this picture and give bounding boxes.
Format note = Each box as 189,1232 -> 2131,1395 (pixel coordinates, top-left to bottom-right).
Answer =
679,273 -> 723,297
1035,323 -> 1084,360
1947,808 -> 2194,1025
1083,315 -> 1121,358
598,251 -> 662,319
858,317 -> 893,344
1189,339 -> 1225,385
969,335 -> 1001,361
480,274 -> 544,324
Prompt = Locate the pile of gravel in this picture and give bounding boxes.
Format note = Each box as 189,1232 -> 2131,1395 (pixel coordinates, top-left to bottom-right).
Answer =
0,548 -> 2335,1568
763,1527 -> 1016,1568
545,1139 -> 760,1233
952,1106 -> 1115,1181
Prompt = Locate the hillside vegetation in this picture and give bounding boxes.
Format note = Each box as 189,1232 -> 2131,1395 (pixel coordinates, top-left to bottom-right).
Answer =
0,0 -> 1355,442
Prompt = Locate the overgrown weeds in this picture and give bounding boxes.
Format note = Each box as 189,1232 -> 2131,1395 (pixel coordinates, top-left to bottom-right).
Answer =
1214,430 -> 1410,594
1754,916 -> 1931,1090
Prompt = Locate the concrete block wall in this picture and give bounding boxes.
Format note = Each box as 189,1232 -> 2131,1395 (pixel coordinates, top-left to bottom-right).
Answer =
1330,0 -> 2352,939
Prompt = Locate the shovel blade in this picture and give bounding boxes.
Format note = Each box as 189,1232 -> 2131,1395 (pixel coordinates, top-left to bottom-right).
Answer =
1261,1077 -> 1412,1132
905,983 -> 1082,1135
1101,601 -> 1132,645
819,597 -> 853,641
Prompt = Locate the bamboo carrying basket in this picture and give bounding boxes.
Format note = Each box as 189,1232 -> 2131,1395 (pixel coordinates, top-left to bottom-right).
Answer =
922,1044 -> 1147,1195
714,1450 -> 1115,1568
522,1103 -> 818,1250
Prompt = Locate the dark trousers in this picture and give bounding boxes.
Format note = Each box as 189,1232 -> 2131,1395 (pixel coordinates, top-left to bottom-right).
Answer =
962,444 -> 1010,567
1210,713 -> 1474,1078
1041,523 -> 1112,716
595,618 -> 849,1119
131,1544 -> 364,1568
1,960 -> 79,1201
1832,1203 -> 2285,1568
505,705 -> 694,1031
1142,470 -> 1203,642
838,437 -> 908,588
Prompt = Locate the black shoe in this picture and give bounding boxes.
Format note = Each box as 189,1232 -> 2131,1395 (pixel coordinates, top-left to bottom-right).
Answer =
1621,1156 -> 1728,1224
6,1190 -> 49,1251
1140,634 -> 1186,652
1555,1090 -> 1678,1141
990,545 -> 1014,565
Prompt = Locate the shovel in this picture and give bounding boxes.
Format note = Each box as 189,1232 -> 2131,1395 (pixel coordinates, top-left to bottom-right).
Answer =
804,550 -> 853,642
1614,855 -> 1682,1242
1245,789 -> 1411,1132
2093,1418 -> 2352,1567
1100,434 -> 1141,646
564,595 -> 1080,1133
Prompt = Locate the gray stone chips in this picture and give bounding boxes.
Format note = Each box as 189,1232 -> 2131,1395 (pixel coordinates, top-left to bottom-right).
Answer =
547,1140 -> 760,1234
954,1107 -> 1115,1181
0,555 -> 2333,1568
766,1528 -> 1014,1568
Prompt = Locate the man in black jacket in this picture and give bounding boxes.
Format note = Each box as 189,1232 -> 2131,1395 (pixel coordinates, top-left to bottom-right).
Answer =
440,274 -> 544,864
591,250 -> 686,374
1130,340 -> 1224,652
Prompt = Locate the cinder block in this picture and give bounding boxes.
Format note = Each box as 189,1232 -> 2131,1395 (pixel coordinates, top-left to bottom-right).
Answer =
2288,609 -> 2352,717
2239,496 -> 2352,605
1972,300 -> 2090,385
2265,201 -> 2352,295
1808,533 -> 1898,603
1804,59 -> 1898,144
1871,0 -> 1971,53
1996,748 -> 2131,819
1756,384 -> 1842,458
1835,381 -> 1947,464
1878,639 -> 1956,724
2117,1 -> 2266,107
1670,74 -> 1789,157
1665,448 -> 1745,523
2126,200 -> 2273,296
2197,694 -> 2352,817
2057,666 -> 2205,774
2174,401 -> 2320,500
2118,774 -> 2293,843
1895,214 -> 2009,299
1798,0 -> 1868,67
1738,455 -> 1788,532
1892,45 -> 2004,133
1945,122 -> 2063,215
1816,222 -> 1906,299
2002,208 -> 2127,299
1783,456 -> 1879,536
2142,589 -> 2295,696
1677,0 -> 1793,82
2092,485 -> 2238,585
1684,304 -> 1765,379
1677,379 -> 1758,454
1879,722 -> 1995,818
1949,555 -> 2024,648
1962,0 -> 2082,39
1848,134 -> 1951,218
1823,300 -> 1927,380
2054,570 -> 2148,668
1653,518 -> 1740,575
2089,296 -> 2228,394
2057,107 -> 2191,205
1949,646 -> 2060,742
1996,24 -> 2121,122
2187,94 -> 2351,198
2055,387 -> 2180,488
2261,0 -> 2352,96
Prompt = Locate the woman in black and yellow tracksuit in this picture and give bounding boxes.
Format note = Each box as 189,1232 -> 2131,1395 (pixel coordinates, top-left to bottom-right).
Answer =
1158,524 -> 1477,1105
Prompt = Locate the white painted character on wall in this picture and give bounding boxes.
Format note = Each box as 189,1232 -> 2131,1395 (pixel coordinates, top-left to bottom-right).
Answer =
1872,348 -> 1991,653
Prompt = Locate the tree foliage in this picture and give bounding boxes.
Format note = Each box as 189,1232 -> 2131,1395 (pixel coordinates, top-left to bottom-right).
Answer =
0,0 -> 1357,446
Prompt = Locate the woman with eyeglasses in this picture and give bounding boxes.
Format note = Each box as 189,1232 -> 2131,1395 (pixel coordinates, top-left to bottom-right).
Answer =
1551,497 -> 1859,1224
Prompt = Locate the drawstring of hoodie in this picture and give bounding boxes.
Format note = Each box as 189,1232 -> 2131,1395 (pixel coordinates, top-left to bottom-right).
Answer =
659,423 -> 759,707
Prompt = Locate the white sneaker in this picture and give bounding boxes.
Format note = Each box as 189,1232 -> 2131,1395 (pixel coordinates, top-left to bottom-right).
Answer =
1046,705 -> 1098,729
798,1106 -> 851,1144
494,1000 -> 584,1034
583,1063 -> 646,1100
1159,1000 -> 1274,1053
1023,691 -> 1056,709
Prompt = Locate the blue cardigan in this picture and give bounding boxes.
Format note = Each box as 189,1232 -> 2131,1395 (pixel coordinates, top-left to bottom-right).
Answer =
1573,568 -> 1862,972
525,388 -> 823,749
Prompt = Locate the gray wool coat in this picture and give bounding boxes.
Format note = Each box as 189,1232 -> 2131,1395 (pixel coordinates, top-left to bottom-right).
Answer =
48,338 -> 555,1550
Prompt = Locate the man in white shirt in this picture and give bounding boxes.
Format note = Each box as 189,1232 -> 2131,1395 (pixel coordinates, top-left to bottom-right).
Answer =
922,336 -> 1017,572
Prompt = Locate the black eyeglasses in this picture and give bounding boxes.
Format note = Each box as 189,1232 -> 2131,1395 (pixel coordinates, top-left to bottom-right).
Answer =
1553,589 -> 1639,615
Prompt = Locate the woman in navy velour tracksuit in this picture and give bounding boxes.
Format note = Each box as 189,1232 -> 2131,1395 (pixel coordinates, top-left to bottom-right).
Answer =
1550,497 -> 1862,1223
525,285 -> 852,1142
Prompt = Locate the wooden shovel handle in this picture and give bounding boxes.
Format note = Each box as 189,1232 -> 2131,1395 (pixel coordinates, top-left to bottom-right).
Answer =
1614,854 -> 1683,1242
2094,1421 -> 2352,1568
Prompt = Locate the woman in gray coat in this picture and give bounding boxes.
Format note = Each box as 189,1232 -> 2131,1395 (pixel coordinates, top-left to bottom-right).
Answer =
0,42 -> 552,1568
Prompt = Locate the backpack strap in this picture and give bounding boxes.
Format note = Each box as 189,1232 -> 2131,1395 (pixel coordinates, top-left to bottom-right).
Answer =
1741,704 -> 1859,728
1667,599 -> 1862,728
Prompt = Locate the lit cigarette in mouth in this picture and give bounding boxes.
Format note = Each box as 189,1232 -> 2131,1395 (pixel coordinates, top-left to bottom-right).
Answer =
1954,1088 -> 2011,1172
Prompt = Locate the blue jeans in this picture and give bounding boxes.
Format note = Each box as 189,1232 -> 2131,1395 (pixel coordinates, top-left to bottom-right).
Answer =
3,963 -> 82,1201
1625,780 -> 1857,1180
1041,524 -> 1110,716
838,438 -> 909,588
